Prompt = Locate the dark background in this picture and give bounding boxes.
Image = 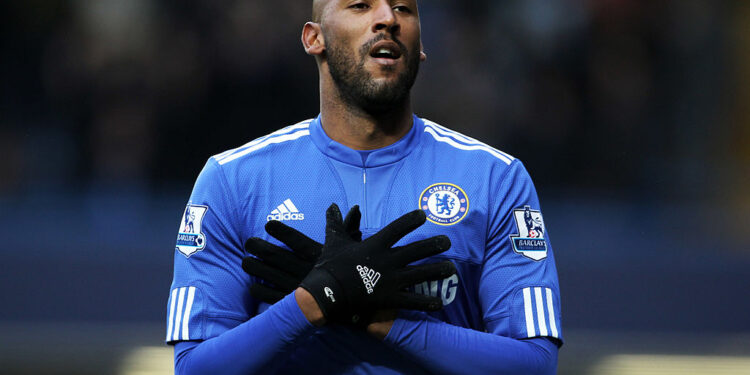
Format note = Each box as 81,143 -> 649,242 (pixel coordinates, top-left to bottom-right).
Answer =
1,1 -> 749,374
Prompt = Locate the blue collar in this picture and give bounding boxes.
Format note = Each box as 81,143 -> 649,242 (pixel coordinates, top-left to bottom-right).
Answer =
309,114 -> 424,168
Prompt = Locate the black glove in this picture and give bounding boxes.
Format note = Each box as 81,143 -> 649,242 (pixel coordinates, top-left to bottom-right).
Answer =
300,203 -> 456,324
242,206 -> 362,304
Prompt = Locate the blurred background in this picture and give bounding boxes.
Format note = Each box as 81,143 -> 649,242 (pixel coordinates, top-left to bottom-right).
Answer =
1,0 -> 749,374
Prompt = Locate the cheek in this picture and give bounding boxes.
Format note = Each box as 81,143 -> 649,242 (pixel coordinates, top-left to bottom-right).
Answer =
325,19 -> 364,48
399,26 -> 422,49
327,34 -> 359,58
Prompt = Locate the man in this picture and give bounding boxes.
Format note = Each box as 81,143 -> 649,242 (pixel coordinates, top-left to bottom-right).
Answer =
166,0 -> 563,373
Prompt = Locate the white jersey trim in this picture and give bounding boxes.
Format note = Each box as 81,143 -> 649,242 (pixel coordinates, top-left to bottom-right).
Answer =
172,287 -> 186,341
182,286 -> 196,340
424,126 -> 513,165
521,287 -> 560,339
218,129 -> 311,165
422,119 -> 514,164
546,288 -> 559,338
214,120 -> 312,164
167,286 -> 197,342
534,287 -> 549,336
166,288 -> 178,341
522,287 -> 536,337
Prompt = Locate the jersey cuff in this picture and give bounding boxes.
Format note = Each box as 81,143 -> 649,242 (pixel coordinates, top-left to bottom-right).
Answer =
285,290 -> 316,334
511,286 -> 563,343
383,310 -> 439,350
383,314 -> 407,347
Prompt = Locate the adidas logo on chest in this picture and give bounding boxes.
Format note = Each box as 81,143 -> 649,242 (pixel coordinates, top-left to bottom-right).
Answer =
267,199 -> 305,221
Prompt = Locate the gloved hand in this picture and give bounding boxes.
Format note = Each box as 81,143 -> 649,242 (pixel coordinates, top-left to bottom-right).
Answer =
300,203 -> 456,324
242,205 -> 362,304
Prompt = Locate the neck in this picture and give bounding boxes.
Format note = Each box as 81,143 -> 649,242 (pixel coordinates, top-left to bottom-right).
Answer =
319,79 -> 414,151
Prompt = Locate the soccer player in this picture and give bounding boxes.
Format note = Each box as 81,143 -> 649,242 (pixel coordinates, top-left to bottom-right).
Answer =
166,0 -> 563,373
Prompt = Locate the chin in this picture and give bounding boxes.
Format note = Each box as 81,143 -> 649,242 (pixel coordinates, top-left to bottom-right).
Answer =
370,75 -> 400,86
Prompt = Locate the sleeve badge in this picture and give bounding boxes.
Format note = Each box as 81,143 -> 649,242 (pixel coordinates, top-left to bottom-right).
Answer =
510,205 -> 548,261
176,204 -> 208,257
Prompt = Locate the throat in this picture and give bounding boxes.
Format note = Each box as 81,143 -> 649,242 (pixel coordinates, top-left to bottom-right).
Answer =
320,96 -> 413,151
321,111 -> 413,151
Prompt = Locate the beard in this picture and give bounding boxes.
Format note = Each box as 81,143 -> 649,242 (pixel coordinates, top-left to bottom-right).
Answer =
325,33 -> 421,113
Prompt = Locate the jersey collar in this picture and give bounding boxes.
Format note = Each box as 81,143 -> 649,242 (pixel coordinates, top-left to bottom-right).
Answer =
309,114 -> 424,168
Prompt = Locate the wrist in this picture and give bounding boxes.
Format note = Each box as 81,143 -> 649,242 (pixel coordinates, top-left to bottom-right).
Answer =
366,321 -> 394,340
295,287 -> 326,326
366,310 -> 397,340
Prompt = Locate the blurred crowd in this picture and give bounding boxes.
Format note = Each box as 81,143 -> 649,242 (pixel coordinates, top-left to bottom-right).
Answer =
1,0 -> 748,207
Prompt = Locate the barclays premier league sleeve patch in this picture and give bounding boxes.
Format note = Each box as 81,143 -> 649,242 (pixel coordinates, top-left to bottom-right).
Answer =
176,204 -> 208,257
510,205 -> 548,261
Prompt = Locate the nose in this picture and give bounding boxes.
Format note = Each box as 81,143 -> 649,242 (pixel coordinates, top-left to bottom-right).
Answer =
372,2 -> 400,34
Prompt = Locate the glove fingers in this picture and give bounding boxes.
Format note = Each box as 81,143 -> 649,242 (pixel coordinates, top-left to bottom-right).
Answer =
397,261 -> 457,287
242,257 -> 300,291
324,203 -> 348,243
391,235 -> 452,265
386,292 -> 444,312
249,283 -> 288,304
265,220 -> 321,261
244,237 -> 312,278
342,205 -> 362,242
369,209 -> 427,248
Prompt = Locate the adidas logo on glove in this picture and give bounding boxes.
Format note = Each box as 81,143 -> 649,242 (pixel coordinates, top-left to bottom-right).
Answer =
356,265 -> 381,294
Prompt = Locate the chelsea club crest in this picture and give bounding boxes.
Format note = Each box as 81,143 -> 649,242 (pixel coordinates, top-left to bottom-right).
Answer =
510,205 -> 548,261
419,183 -> 469,226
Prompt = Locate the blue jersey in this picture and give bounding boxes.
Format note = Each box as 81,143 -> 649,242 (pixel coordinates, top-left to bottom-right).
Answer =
166,115 -> 562,374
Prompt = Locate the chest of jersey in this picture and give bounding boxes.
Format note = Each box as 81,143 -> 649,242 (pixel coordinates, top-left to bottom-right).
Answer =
242,143 -> 489,329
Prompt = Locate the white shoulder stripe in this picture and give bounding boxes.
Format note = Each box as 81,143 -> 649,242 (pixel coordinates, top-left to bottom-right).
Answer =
214,148 -> 236,161
424,126 -> 513,165
215,120 -> 312,163
423,120 -> 515,161
423,120 -> 478,145
218,129 -> 310,165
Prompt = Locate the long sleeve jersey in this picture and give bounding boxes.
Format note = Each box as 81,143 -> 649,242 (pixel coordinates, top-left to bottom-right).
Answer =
166,115 -> 563,374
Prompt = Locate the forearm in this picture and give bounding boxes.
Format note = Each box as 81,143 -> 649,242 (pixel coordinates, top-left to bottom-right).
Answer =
384,311 -> 558,375
174,290 -> 315,375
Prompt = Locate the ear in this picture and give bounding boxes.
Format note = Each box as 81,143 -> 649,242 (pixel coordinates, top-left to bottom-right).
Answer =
302,22 -> 325,56
419,41 -> 427,62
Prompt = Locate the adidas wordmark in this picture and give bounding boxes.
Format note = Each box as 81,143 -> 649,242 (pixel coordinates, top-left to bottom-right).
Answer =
267,199 -> 305,221
356,265 -> 381,294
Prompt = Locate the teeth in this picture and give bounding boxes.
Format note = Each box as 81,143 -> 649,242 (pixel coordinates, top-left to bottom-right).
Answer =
377,48 -> 392,56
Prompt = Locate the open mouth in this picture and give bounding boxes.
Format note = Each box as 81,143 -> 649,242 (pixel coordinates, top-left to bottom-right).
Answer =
369,40 -> 403,60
